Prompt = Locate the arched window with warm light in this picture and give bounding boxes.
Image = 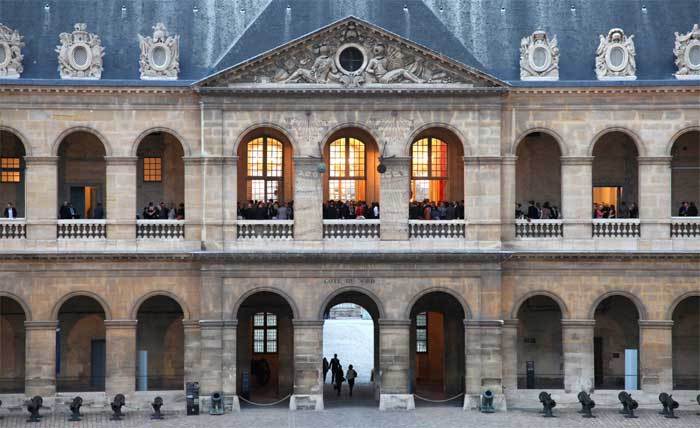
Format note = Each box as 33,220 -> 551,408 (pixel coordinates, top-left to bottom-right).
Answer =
328,137 -> 366,201
411,137 -> 447,202
246,136 -> 284,202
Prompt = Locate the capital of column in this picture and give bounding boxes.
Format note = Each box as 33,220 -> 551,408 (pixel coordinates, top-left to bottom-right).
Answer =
223,155 -> 238,165
199,319 -> 225,329
378,319 -> 411,327
502,319 -> 519,328
104,156 -> 137,166
24,156 -> 59,166
464,156 -> 503,166
560,319 -> 596,327
182,320 -> 201,330
637,156 -> 672,166
223,319 -> 239,328
292,320 -> 324,328
501,155 -> 518,166
183,156 -> 207,166
638,320 -> 674,329
104,319 -> 138,329
24,320 -> 58,330
560,156 -> 594,166
464,319 -> 504,328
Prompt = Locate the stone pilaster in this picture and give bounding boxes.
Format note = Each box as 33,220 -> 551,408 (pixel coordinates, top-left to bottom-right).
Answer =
464,320 -> 505,411
202,157 -> 225,249
105,157 -> 137,241
501,319 -> 518,392
378,320 -> 414,410
221,320 -> 240,411
24,320 -> 57,396
198,320 -> 223,396
465,157 -> 502,245
379,156 -> 410,240
24,157 -> 58,241
183,157 -> 203,243
501,156 -> 517,241
290,320 -> 323,410
638,157 -> 672,242
293,157 -> 323,241
104,319 -> 137,396
223,156 -> 238,243
561,157 -> 594,239
183,320 -> 201,387
639,320 -> 674,392
561,319 -> 595,393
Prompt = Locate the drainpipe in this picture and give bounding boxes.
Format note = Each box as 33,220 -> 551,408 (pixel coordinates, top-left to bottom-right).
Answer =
200,101 -> 207,249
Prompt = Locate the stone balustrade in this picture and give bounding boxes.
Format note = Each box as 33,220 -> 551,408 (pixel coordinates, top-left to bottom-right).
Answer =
670,217 -> 700,238
408,220 -> 466,239
515,219 -> 564,238
57,220 -> 107,239
136,220 -> 185,239
0,219 -> 26,239
592,218 -> 640,238
323,219 -> 380,239
237,220 -> 294,240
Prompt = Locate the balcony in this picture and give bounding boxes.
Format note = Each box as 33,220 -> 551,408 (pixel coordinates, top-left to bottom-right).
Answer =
237,220 -> 294,240
515,219 -> 564,238
323,220 -> 380,239
592,219 -> 640,238
408,220 -> 465,239
670,217 -> 700,238
136,220 -> 185,240
57,220 -> 107,239
0,219 -> 26,239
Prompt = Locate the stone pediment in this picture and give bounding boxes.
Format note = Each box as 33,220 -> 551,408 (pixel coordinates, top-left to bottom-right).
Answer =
198,17 -> 505,89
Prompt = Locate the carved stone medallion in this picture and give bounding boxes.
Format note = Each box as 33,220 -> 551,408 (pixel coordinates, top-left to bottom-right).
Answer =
139,23 -> 179,80
674,24 -> 700,80
56,23 -> 104,80
0,23 -> 24,79
520,31 -> 559,81
595,28 -> 636,81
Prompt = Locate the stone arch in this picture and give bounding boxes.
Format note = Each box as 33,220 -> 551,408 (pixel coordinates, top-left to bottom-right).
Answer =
512,127 -> 568,156
232,287 -> 299,320
0,125 -> 32,156
587,126 -> 646,157
404,287 -> 472,320
321,122 -> 381,151
51,126 -> 113,157
317,286 -> 386,321
130,290 -> 191,321
587,290 -> 647,320
51,290 -> 113,320
510,290 -> 570,320
130,127 -> 192,157
667,290 -> 700,320
404,122 -> 470,157
232,123 -> 298,157
0,291 -> 32,321
666,125 -> 700,156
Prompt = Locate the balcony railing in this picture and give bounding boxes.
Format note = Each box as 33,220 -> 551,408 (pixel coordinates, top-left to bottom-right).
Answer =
57,220 -> 107,239
323,219 -> 380,239
0,219 -> 26,239
137,220 -> 185,239
237,220 -> 293,240
515,219 -> 564,238
592,218 -> 640,238
409,220 -> 466,239
670,217 -> 700,238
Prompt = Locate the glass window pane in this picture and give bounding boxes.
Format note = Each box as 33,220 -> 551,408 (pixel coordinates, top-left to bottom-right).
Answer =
416,312 -> 427,327
254,313 -> 265,326
329,139 -> 346,177
411,139 -> 429,177
266,138 -> 283,177
430,139 -> 448,177
416,329 -> 427,341
348,138 -> 365,178
254,341 -> 264,353
417,341 -> 427,353
266,313 -> 277,327
250,180 -> 265,202
266,339 -> 277,353
143,157 -> 162,182
266,328 -> 277,342
411,180 -> 430,202
266,180 -> 279,202
247,138 -> 265,177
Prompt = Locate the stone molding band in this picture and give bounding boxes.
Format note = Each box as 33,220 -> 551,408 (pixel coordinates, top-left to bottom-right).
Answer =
24,320 -> 58,330
638,320 -> 674,329
378,319 -> 411,327
104,319 -> 138,328
560,319 -> 596,327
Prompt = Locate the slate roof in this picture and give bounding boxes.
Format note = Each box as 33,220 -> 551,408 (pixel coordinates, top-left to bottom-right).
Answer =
1,0 -> 699,86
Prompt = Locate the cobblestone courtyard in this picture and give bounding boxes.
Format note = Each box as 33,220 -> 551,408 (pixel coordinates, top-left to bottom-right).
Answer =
0,407 -> 699,428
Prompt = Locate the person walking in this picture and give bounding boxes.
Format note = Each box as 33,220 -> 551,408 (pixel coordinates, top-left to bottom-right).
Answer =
334,364 -> 345,397
346,364 -> 357,397
322,357 -> 330,383
330,354 -> 340,383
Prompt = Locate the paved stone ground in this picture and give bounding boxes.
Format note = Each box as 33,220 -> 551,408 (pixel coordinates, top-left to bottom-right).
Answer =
1,408 -> 699,428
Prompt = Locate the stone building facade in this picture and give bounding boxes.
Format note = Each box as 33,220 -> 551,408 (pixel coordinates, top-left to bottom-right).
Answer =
0,0 -> 698,413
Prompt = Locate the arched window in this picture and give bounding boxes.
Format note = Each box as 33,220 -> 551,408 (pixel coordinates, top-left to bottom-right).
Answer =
411,137 -> 447,202
329,137 -> 365,201
246,137 -> 283,202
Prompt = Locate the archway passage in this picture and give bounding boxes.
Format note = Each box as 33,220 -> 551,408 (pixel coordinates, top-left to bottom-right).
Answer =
516,295 -> 563,389
409,292 -> 465,403
56,296 -> 106,392
0,131 -> 26,217
136,132 -> 185,220
321,291 -> 381,407
592,132 -> 639,218
135,295 -> 184,391
516,132 -> 562,219
57,131 -> 107,219
593,295 -> 640,390
672,296 -> 700,389
236,292 -> 294,403
0,296 -> 26,393
671,131 -> 700,216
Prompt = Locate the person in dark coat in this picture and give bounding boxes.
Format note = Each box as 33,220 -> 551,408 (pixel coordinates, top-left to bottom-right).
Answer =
688,202 -> 699,216
346,364 -> 357,397
3,202 -> 18,218
334,364 -> 344,396
527,201 -> 539,219
322,357 -> 330,383
329,354 -> 340,383
92,202 -> 104,219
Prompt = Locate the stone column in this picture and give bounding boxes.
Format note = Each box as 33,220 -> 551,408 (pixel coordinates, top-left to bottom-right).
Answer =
464,320 -> 504,411
24,321 -> 57,396
464,157 -> 502,245
501,319 -> 519,393
222,156 -> 238,244
638,157 -> 672,243
290,320 -> 323,410
183,320 -> 201,386
639,320 -> 674,393
378,320 -> 414,410
221,320 -> 240,411
293,157 -> 323,240
202,157 -> 225,249
104,320 -> 136,396
198,320 -> 223,397
183,157 -> 203,243
105,157 -> 137,241
501,156 -> 517,242
561,157 -> 593,239
379,156 -> 410,240
24,157 -> 58,241
561,319 -> 595,393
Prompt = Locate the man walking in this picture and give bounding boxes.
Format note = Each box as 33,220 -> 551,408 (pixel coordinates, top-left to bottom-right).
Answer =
334,364 -> 344,397
329,354 -> 340,383
346,364 -> 357,397
322,357 -> 329,383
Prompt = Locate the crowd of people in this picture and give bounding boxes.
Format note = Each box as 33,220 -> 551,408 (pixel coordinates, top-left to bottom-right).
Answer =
409,200 -> 465,220
323,354 -> 358,397
678,201 -> 699,216
59,201 -> 104,219
238,200 -> 294,220
592,201 -> 638,219
323,200 -> 379,220
515,201 -> 560,220
139,201 -> 185,220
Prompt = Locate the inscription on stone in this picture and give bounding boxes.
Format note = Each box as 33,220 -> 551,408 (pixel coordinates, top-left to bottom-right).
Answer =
323,278 -> 375,285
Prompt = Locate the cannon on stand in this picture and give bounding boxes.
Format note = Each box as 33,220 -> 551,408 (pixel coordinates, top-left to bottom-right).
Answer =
538,391 -> 556,418
577,391 -> 595,418
697,393 -> 700,415
618,391 -> 638,419
26,396 -> 43,423
69,396 -> 83,421
0,399 -> 3,420
480,390 -> 495,413
658,392 -> 679,419
151,396 -> 164,420
209,392 -> 224,415
110,394 -> 126,421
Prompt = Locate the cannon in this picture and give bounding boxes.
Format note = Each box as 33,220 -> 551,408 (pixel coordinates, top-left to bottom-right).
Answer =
0,399 -> 3,420
697,393 -> 700,415
69,396 -> 83,421
26,396 -> 43,423
480,390 -> 495,413
618,391 -> 638,419
209,392 -> 224,415
538,391 -> 556,418
110,394 -> 126,421
151,396 -> 164,420
659,392 -> 679,419
577,391 -> 595,418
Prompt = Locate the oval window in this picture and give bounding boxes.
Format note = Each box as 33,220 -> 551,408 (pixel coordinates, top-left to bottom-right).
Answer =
339,46 -> 364,72
72,45 -> 89,67
688,44 -> 700,68
152,46 -> 168,67
532,46 -> 549,69
609,46 -> 625,68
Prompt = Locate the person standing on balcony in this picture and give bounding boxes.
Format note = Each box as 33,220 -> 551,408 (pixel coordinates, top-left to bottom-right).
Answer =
92,202 -> 104,219
688,202 -> 698,216
541,202 -> 552,220
629,203 -> 639,218
59,201 -> 77,219
158,202 -> 169,219
619,201 -> 629,218
527,201 -> 539,219
3,202 -> 17,219
678,201 -> 689,216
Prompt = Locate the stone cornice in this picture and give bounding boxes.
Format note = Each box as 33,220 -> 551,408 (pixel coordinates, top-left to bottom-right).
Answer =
512,86 -> 700,96
560,319 -> 596,327
0,85 -> 192,96
104,319 -> 138,328
560,156 -> 595,165
637,156 -> 673,165
23,156 -> 59,165
183,156 -> 232,166
638,320 -> 674,329
197,86 -> 508,97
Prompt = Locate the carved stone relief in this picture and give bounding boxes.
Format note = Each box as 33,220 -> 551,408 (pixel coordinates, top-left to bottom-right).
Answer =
139,23 -> 179,80
56,23 -> 104,80
520,31 -> 559,81
674,24 -> 700,80
595,28 -> 636,81
0,23 -> 24,79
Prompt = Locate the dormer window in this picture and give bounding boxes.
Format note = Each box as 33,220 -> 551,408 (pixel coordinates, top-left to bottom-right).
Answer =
0,23 -> 24,79
595,28 -> 636,81
56,23 -> 104,80
138,23 -> 179,80
520,31 -> 559,81
674,24 -> 700,80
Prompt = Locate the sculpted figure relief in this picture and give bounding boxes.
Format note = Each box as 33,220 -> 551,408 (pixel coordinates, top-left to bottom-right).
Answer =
0,23 -> 24,78
283,43 -> 339,83
138,23 -> 180,80
56,23 -> 104,80
365,44 -> 424,84
595,28 -> 636,80
674,24 -> 700,79
520,30 -> 559,81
